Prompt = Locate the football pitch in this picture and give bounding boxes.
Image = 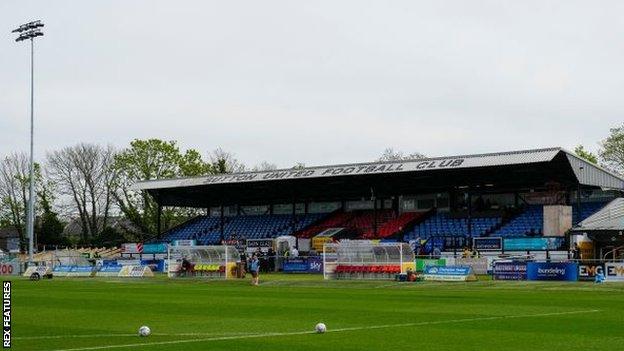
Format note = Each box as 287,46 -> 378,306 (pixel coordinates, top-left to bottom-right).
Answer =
13,274 -> 624,351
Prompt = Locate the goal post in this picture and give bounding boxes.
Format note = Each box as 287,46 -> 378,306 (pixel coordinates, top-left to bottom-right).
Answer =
167,245 -> 240,279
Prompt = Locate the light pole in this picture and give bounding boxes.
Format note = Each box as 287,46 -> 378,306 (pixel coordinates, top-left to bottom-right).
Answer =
12,20 -> 44,265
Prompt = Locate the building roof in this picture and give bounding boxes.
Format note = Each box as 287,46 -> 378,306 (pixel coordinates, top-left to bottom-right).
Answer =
132,147 -> 624,207
573,198 -> 624,232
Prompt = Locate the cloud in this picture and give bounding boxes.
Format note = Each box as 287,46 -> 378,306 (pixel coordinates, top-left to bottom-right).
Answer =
1,0 -> 622,167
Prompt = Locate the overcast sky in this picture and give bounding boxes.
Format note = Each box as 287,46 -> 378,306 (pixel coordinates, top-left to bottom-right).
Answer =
1,1 -> 623,168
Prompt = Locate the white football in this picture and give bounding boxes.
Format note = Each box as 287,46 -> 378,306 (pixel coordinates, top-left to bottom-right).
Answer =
138,326 -> 151,337
315,323 -> 326,334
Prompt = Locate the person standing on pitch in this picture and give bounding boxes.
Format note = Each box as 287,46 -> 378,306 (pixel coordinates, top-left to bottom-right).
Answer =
249,254 -> 260,286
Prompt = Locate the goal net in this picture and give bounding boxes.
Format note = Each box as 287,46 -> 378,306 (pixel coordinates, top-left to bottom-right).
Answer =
167,245 -> 240,279
323,240 -> 415,280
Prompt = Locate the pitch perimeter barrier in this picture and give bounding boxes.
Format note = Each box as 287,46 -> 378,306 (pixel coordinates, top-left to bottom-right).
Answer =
283,257 -> 323,273
605,262 -> 624,282
415,258 -> 446,272
578,261 -> 605,281
0,261 -> 20,276
96,264 -> 123,277
526,262 -> 578,281
493,261 -> 528,280
455,257 -> 488,275
492,259 -> 624,282
118,265 -> 154,277
423,266 -> 477,282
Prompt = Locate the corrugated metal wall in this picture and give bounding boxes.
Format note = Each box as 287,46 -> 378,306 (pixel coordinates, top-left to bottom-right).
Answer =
566,153 -> 624,189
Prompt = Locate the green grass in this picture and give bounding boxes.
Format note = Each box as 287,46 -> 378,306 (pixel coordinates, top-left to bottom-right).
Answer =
11,274 -> 624,351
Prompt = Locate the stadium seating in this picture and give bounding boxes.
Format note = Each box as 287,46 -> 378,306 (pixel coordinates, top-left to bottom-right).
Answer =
296,211 -> 356,238
573,201 -> 606,224
274,213 -> 328,237
161,213 -> 330,244
491,202 -> 607,237
403,212 -> 501,241
365,211 -> 427,239
490,205 -> 543,237
296,210 -> 410,239
161,216 -> 221,243
349,210 -> 394,237
161,202 -> 609,245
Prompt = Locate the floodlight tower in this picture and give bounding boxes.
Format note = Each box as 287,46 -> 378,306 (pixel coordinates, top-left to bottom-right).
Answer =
12,20 -> 44,265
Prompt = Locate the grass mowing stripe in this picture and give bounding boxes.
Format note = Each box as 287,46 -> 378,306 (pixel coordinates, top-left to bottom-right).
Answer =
48,309 -> 600,351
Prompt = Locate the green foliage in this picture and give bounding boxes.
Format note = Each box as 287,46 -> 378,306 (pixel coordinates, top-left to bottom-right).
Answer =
113,139 -> 212,239
574,145 -> 598,164
208,147 -> 246,174
599,124 -> 624,173
0,155 -> 44,252
34,180 -> 68,247
90,226 -> 126,247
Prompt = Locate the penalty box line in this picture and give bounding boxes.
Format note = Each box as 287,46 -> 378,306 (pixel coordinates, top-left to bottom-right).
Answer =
48,309 -> 600,351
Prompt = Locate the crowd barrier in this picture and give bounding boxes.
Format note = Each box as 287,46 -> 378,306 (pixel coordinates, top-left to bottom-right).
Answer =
493,259 -> 624,282
283,257 -> 323,273
422,266 -> 477,282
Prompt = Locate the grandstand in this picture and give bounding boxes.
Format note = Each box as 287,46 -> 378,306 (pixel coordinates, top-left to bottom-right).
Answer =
135,148 -> 624,254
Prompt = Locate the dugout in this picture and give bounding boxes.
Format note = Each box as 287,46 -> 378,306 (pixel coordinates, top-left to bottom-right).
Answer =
323,240 -> 415,280
167,245 -> 240,279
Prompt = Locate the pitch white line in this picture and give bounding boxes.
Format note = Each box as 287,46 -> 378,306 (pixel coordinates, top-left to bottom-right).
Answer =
15,334 -> 137,341
15,332 -> 253,340
46,309 -> 600,351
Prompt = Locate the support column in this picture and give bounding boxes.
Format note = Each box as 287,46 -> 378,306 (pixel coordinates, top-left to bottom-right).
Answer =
291,196 -> 297,235
220,205 -> 225,242
393,196 -> 399,217
576,185 -> 582,225
157,202 -> 162,239
467,190 -> 473,239
373,196 -> 378,238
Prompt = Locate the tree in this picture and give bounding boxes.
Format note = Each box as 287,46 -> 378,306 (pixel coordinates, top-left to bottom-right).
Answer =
208,148 -> 246,174
252,161 -> 278,172
113,139 -> 211,240
377,148 -> 426,161
35,180 -> 68,248
292,162 -> 306,170
47,143 -> 117,241
0,153 -> 43,251
599,125 -> 624,174
574,145 -> 598,164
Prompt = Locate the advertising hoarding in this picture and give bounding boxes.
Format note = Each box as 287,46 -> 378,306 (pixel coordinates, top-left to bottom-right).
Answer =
605,262 -> 624,282
578,262 -> 604,281
493,261 -> 527,280
422,266 -> 477,281
473,237 -> 502,251
526,262 -> 578,281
